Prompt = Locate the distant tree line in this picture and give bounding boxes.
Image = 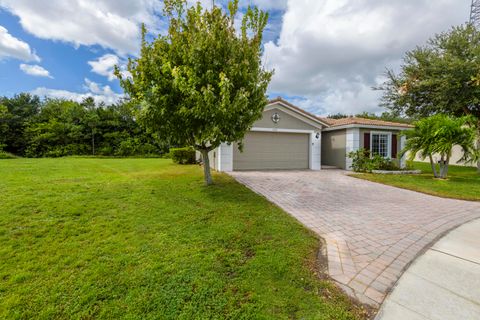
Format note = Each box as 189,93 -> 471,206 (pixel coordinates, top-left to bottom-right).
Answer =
327,111 -> 414,124
0,93 -> 168,158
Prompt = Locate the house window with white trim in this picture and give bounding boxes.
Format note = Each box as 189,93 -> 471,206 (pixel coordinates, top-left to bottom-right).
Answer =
371,133 -> 389,158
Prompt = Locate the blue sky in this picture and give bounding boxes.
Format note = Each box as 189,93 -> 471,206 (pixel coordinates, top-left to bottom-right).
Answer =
0,8 -> 123,97
0,0 -> 471,115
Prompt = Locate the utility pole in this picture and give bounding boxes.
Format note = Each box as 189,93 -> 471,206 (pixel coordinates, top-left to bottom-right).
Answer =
470,0 -> 480,29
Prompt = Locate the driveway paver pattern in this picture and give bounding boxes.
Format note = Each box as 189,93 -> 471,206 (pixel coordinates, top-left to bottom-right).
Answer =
230,170 -> 480,306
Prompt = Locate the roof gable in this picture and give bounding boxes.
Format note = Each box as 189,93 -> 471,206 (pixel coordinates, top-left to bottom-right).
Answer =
266,98 -> 412,130
267,98 -> 329,128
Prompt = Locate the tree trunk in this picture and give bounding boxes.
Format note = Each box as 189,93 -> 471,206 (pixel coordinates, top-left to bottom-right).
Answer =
444,154 -> 450,179
477,128 -> 480,173
92,129 -> 95,156
200,149 -> 213,186
439,154 -> 445,179
429,154 -> 439,178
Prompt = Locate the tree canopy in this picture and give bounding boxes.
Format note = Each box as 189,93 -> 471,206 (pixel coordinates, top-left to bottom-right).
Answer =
379,24 -> 480,171
379,25 -> 480,121
117,0 -> 272,185
402,114 -> 479,179
0,94 -> 166,158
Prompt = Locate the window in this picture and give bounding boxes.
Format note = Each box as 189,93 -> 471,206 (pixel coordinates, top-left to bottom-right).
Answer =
371,133 -> 390,158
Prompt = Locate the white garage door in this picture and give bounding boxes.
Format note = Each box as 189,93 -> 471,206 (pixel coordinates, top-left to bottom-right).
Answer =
233,132 -> 309,170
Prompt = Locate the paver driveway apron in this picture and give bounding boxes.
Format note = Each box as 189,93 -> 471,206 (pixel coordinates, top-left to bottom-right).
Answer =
230,170 -> 480,306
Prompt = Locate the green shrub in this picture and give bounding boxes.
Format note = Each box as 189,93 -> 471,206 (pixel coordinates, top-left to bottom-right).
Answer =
348,148 -> 399,172
98,146 -> 114,156
372,154 -> 399,171
115,138 -> 137,157
405,160 -> 415,170
170,147 -> 196,164
0,151 -> 16,159
348,149 -> 373,172
44,148 -> 67,158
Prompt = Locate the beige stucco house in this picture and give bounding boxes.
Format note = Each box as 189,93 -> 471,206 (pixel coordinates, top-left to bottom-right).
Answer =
208,98 -> 412,172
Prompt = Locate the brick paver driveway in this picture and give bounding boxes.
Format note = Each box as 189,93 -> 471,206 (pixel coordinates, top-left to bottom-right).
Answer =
230,170 -> 480,307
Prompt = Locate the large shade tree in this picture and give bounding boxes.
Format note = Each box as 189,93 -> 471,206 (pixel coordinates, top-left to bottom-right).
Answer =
379,25 -> 480,171
117,0 -> 272,185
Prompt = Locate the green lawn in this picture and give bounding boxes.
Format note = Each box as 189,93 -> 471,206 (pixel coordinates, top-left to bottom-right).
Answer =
0,158 -> 367,319
351,162 -> 480,201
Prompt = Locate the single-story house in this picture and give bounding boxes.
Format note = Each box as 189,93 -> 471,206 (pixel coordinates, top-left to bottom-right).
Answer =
208,98 -> 412,172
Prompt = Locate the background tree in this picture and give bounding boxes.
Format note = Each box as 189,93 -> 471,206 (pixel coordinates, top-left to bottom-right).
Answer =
327,113 -> 349,119
0,93 -> 167,158
117,0 -> 272,185
0,104 -> 10,150
81,97 -> 100,155
0,93 -> 41,155
379,24 -> 480,171
327,111 -> 413,124
354,111 -> 414,124
25,99 -> 88,157
402,115 -> 479,179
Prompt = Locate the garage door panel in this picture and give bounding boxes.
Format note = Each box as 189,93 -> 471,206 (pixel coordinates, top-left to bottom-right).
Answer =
233,132 -> 309,170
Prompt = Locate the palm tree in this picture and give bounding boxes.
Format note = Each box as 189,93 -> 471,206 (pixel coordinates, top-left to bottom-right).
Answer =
402,115 -> 479,179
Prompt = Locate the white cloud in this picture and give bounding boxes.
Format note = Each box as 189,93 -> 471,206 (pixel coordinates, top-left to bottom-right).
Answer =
0,0 -> 284,58
0,0 -> 163,55
7,0 -> 470,116
264,0 -> 470,115
0,25 -> 39,62
32,78 -> 123,105
88,54 -> 119,81
0,1 -> 285,56
88,53 -> 131,81
19,63 -> 52,78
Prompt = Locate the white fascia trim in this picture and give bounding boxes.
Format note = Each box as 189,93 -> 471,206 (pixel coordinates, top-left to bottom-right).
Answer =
323,124 -> 410,132
370,131 -> 392,159
400,135 -> 407,168
217,145 -> 222,171
345,128 -> 360,171
265,103 -> 326,128
217,143 -> 233,172
318,131 -> 322,170
251,127 -> 315,134
310,131 -> 321,171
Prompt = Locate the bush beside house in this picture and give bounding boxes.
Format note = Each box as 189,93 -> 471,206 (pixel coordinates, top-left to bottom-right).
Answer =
348,149 -> 400,172
170,147 -> 196,165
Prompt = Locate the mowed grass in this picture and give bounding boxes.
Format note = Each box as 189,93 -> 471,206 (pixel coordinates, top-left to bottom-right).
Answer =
351,162 -> 480,201
0,158 -> 366,319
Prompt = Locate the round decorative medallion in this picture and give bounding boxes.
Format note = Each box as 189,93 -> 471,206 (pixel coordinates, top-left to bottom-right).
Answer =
271,112 -> 281,123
